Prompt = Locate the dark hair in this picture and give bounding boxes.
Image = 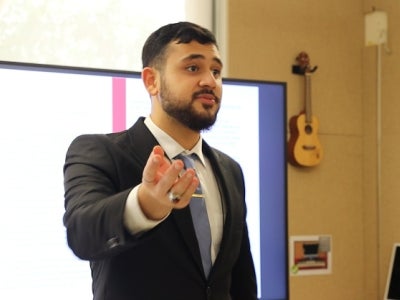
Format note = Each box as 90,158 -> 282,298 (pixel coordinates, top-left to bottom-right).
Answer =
141,21 -> 218,69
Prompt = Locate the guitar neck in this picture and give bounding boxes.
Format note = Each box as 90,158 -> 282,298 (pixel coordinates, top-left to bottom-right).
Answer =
304,73 -> 312,123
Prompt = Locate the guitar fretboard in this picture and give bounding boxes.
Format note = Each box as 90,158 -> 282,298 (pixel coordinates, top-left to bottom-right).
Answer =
305,73 -> 312,124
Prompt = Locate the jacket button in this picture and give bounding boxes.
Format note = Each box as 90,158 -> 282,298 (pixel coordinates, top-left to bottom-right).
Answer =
206,286 -> 212,299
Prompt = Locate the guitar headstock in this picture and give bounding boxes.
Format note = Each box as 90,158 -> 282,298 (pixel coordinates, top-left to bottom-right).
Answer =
292,51 -> 318,75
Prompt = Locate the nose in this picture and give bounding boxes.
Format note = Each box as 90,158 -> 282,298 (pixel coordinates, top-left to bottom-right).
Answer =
199,71 -> 218,89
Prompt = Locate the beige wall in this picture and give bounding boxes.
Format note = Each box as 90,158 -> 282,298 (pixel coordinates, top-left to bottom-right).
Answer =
226,0 -> 400,299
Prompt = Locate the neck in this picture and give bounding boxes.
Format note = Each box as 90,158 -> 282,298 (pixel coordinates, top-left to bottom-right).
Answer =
150,113 -> 201,150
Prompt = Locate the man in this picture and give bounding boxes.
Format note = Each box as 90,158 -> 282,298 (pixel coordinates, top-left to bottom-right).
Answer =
63,21 -> 257,300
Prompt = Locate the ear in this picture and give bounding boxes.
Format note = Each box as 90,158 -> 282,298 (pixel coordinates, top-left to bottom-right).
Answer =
142,67 -> 159,96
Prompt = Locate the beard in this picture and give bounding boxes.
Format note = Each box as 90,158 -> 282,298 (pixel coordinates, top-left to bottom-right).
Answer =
159,79 -> 221,131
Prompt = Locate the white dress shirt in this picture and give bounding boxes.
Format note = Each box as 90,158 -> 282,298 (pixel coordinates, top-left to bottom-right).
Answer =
124,117 -> 223,263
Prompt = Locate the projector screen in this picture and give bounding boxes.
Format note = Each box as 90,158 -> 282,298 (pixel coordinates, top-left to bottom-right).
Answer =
0,61 -> 287,300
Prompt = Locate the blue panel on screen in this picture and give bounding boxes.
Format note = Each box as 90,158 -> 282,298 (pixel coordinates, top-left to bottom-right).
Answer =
259,83 -> 287,299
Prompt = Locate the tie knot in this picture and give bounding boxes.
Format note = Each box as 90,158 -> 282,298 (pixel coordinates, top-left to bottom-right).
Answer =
176,153 -> 197,169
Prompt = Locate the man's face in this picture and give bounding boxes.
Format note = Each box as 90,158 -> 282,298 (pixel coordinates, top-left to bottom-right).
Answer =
157,41 -> 223,131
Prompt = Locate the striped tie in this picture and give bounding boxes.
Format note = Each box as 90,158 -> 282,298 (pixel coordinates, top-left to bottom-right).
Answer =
178,154 -> 212,277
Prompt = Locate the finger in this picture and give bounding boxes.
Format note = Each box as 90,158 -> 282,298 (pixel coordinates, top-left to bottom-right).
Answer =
142,146 -> 167,185
168,171 -> 200,209
167,169 -> 196,198
172,181 -> 199,209
156,159 -> 185,193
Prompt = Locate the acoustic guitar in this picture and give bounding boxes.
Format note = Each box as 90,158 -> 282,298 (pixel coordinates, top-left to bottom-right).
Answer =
288,52 -> 323,167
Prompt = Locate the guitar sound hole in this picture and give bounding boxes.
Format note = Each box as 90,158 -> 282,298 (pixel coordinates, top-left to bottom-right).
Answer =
305,124 -> 313,134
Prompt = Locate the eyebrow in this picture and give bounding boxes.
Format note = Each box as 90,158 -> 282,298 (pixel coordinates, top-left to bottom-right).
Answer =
182,54 -> 223,67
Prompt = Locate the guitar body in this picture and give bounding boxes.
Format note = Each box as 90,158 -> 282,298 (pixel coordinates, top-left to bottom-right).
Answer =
288,112 -> 323,167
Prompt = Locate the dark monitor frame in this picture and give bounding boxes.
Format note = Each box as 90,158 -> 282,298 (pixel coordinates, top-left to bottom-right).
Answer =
0,60 -> 289,300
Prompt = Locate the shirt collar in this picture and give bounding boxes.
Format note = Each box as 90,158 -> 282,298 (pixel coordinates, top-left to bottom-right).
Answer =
144,117 -> 206,165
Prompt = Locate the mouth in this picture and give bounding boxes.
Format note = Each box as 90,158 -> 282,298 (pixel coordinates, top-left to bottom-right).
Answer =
193,90 -> 219,106
196,94 -> 216,105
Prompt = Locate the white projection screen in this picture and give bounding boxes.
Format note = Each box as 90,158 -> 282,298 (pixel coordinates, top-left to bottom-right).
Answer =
0,61 -> 287,300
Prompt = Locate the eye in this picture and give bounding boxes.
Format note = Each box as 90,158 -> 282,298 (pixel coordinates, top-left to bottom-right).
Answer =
212,68 -> 222,78
186,65 -> 199,72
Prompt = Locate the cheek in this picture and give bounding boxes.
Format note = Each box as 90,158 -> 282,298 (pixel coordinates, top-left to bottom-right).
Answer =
216,85 -> 223,99
174,79 -> 197,95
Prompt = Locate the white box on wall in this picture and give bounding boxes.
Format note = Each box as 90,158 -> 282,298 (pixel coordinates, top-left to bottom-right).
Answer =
365,10 -> 388,46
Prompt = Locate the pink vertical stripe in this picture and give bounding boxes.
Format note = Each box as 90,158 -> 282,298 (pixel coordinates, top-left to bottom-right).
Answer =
112,77 -> 126,132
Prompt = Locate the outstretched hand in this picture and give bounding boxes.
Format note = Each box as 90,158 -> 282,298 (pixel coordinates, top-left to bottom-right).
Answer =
138,145 -> 199,220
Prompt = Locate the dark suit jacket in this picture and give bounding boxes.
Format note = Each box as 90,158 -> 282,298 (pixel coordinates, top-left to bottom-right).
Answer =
63,117 -> 257,300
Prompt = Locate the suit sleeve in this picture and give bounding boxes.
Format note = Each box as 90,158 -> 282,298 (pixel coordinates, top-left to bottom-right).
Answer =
63,134 -> 139,260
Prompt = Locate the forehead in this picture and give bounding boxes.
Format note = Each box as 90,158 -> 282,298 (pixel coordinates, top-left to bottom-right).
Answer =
165,41 -> 222,66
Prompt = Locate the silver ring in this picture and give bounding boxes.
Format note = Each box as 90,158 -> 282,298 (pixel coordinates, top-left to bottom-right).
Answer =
168,191 -> 181,202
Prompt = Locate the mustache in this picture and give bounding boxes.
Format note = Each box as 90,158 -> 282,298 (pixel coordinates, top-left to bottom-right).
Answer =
192,89 -> 220,103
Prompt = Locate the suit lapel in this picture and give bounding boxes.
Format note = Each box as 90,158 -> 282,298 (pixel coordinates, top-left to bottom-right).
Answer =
126,117 -> 160,166
202,144 -> 242,279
